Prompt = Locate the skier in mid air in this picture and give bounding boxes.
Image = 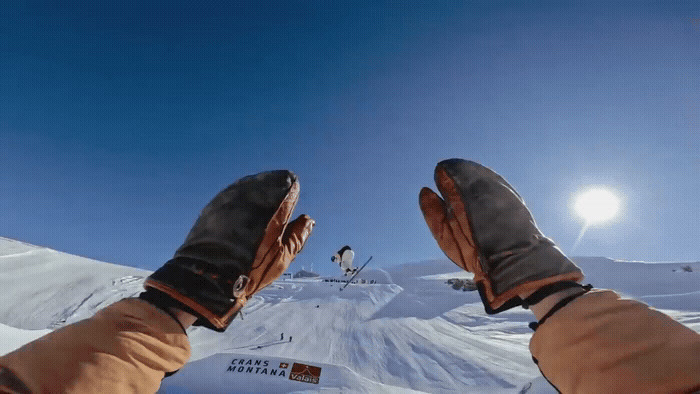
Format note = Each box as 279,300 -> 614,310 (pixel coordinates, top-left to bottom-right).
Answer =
0,163 -> 698,393
331,245 -> 357,276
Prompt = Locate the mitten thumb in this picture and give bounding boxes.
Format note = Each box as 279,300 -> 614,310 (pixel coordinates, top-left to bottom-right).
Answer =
282,214 -> 315,256
246,214 -> 315,295
419,187 -> 466,269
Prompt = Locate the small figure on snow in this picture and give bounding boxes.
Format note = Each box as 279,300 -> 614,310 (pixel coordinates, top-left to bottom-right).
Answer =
332,245 -> 357,276
280,333 -> 284,341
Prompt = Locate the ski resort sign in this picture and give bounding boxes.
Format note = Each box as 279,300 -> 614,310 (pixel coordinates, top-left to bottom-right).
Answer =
158,353 -> 378,393
226,358 -> 288,378
289,362 -> 322,384
224,357 -> 322,385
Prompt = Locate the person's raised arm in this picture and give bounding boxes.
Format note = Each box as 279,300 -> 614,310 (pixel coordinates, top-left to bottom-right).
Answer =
420,159 -> 700,393
0,170 -> 314,393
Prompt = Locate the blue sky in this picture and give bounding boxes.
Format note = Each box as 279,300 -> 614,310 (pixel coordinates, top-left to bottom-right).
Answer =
2,1 -> 699,275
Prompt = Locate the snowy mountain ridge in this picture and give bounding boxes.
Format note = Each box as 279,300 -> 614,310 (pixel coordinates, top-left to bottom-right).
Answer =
0,237 -> 698,393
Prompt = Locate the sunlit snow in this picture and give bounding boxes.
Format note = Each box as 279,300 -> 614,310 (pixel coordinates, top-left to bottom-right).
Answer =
1,237 -> 698,393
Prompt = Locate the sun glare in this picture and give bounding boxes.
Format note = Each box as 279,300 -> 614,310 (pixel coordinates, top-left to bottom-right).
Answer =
574,188 -> 620,224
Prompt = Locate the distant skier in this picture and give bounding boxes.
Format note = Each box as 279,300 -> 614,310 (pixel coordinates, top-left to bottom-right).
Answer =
280,333 -> 284,341
289,336 -> 292,342
332,245 -> 356,276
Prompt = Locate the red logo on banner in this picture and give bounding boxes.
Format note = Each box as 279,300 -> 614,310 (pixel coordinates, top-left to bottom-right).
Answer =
289,363 -> 322,384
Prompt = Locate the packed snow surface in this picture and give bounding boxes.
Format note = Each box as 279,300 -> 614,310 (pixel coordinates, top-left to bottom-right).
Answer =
0,237 -> 698,393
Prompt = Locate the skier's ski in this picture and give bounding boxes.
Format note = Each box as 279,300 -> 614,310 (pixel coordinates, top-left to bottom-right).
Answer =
339,256 -> 372,291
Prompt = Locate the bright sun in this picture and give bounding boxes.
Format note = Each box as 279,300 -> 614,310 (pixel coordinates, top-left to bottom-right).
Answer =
574,188 -> 620,224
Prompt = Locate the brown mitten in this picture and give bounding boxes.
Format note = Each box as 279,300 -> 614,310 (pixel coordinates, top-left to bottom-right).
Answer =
143,170 -> 314,331
420,159 -> 583,313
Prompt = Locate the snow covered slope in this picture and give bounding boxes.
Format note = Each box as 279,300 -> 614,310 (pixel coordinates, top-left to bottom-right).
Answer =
0,237 -> 150,330
177,277 -> 541,393
0,237 -> 698,393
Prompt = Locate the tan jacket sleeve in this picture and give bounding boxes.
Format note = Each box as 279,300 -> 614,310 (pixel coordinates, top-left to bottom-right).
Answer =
0,298 -> 191,393
530,290 -> 700,393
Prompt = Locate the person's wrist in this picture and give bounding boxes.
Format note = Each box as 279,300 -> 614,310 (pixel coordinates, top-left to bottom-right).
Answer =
168,307 -> 198,329
139,288 -> 202,331
527,286 -> 588,321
